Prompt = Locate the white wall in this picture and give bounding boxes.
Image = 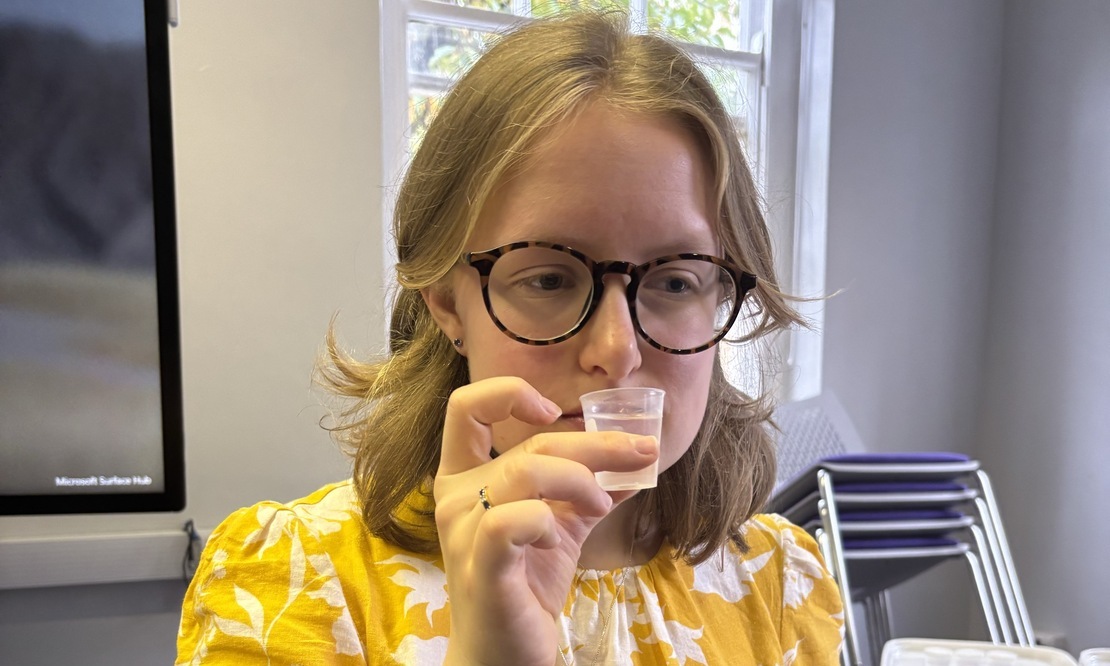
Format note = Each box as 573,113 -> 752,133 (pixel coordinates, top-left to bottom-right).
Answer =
822,0 -> 1005,641
978,0 -> 1110,653
167,0 -> 382,524
0,1 -> 382,663
824,0 -> 1110,653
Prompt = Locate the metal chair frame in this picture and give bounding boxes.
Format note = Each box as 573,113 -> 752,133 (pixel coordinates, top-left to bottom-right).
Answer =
812,468 -> 1033,665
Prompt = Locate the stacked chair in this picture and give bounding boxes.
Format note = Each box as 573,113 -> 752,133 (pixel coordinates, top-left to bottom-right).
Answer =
768,393 -> 1034,666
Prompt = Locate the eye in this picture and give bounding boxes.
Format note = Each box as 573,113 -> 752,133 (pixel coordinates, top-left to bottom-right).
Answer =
530,273 -> 566,290
509,267 -> 579,294
660,276 -> 692,293
643,268 -> 703,296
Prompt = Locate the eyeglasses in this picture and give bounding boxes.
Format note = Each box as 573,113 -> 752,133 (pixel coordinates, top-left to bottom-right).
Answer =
461,241 -> 757,355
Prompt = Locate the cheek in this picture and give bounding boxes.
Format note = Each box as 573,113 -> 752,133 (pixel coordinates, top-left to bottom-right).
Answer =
464,338 -> 568,454
659,355 -> 715,465
456,285 -> 519,378
464,331 -> 550,382
451,279 -> 570,453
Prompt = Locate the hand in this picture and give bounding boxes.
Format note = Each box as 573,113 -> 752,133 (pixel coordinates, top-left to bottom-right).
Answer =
434,376 -> 658,666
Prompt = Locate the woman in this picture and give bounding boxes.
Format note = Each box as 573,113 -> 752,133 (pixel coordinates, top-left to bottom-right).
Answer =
177,11 -> 843,666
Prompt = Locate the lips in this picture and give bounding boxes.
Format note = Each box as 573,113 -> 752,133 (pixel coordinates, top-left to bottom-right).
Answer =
558,413 -> 586,430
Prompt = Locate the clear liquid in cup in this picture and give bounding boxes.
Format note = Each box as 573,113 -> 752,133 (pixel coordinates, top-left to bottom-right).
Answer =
585,413 -> 661,490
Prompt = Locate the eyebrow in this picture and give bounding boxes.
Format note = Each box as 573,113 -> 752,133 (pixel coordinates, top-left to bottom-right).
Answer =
503,237 -> 720,259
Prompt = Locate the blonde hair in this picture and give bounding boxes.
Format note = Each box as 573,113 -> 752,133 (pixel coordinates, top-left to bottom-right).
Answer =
320,11 -> 804,563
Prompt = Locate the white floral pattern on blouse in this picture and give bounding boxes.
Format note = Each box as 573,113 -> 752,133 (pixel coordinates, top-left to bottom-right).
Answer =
177,481 -> 844,665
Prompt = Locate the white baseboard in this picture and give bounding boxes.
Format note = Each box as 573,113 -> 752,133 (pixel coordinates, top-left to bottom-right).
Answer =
0,529 -> 212,590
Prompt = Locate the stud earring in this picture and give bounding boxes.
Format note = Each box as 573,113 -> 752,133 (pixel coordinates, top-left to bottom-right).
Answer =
453,338 -> 463,348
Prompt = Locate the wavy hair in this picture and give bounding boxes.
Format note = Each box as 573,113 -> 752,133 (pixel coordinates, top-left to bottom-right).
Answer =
319,10 -> 804,564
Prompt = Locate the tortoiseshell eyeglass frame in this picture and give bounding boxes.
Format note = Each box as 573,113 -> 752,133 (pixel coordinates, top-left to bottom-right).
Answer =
460,240 -> 758,355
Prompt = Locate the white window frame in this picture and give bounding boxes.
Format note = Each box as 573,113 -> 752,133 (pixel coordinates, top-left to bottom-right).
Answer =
762,0 -> 834,402
378,0 -> 833,402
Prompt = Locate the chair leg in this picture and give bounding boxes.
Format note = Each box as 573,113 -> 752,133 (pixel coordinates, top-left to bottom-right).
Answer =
969,523 -> 1013,644
974,472 -> 1035,645
963,550 -> 1002,643
817,530 -> 857,666
974,498 -> 1025,644
863,595 -> 884,666
817,470 -> 864,666
875,590 -> 893,647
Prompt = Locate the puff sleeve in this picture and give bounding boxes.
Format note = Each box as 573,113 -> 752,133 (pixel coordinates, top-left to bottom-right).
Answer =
176,502 -> 367,665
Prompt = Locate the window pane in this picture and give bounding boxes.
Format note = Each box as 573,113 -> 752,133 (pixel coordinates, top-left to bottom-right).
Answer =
698,62 -> 754,147
648,0 -> 747,51
407,21 -> 499,153
407,92 -> 445,153
408,21 -> 492,79
531,0 -> 630,17
424,0 -> 514,12
421,0 -> 631,15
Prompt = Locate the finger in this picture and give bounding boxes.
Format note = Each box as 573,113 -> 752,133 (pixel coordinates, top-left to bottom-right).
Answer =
521,430 -> 660,474
472,500 -> 560,578
439,377 -> 561,475
488,455 -> 613,518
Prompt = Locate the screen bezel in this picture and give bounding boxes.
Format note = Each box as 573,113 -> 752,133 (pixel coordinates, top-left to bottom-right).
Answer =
0,0 -> 185,515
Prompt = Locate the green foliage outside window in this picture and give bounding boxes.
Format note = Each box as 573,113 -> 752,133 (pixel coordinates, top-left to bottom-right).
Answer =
408,0 -> 750,150
648,0 -> 742,50
531,1 -> 630,17
433,1 -> 630,13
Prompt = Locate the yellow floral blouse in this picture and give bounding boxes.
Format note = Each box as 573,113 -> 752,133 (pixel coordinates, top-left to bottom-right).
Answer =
177,481 -> 844,665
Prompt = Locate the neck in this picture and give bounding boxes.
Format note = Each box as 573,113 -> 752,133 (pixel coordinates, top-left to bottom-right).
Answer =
576,495 -> 662,570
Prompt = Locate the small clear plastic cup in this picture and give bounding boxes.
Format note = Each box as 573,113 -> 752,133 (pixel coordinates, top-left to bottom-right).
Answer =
580,387 -> 664,491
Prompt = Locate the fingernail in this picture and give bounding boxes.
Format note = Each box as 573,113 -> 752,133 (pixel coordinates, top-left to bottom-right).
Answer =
541,396 -> 562,417
634,436 -> 658,454
600,493 -> 613,512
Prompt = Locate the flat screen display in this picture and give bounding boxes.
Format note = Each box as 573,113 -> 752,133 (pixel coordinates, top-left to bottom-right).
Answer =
0,0 -> 183,513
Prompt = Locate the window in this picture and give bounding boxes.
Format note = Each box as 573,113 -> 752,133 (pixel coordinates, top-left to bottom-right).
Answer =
379,0 -> 832,401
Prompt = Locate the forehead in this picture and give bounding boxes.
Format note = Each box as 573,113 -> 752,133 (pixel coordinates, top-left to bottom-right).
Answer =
470,104 -> 719,259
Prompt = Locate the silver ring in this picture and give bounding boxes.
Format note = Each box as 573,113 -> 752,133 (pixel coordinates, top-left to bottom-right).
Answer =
478,486 -> 494,511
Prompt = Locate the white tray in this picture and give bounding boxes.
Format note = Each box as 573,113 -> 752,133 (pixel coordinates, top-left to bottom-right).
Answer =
882,638 -> 1078,665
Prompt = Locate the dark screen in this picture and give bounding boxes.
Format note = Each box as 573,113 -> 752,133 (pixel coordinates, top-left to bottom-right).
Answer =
0,0 -> 183,513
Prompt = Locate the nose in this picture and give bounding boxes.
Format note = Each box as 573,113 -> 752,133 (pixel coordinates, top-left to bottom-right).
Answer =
577,276 -> 642,379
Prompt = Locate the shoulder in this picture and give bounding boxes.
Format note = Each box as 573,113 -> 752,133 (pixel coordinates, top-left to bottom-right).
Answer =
687,514 -> 828,596
737,514 -> 835,604
207,479 -> 362,551
743,514 -> 826,570
178,481 -> 373,663
666,516 -> 842,661
737,514 -> 845,659
742,512 -> 814,548
680,514 -> 827,606
189,479 -> 373,602
196,479 -> 441,595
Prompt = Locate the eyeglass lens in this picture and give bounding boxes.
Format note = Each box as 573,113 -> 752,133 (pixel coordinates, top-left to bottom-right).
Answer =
485,246 -> 738,350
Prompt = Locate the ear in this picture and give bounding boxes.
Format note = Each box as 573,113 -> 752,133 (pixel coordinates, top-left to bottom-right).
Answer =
420,282 -> 465,352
